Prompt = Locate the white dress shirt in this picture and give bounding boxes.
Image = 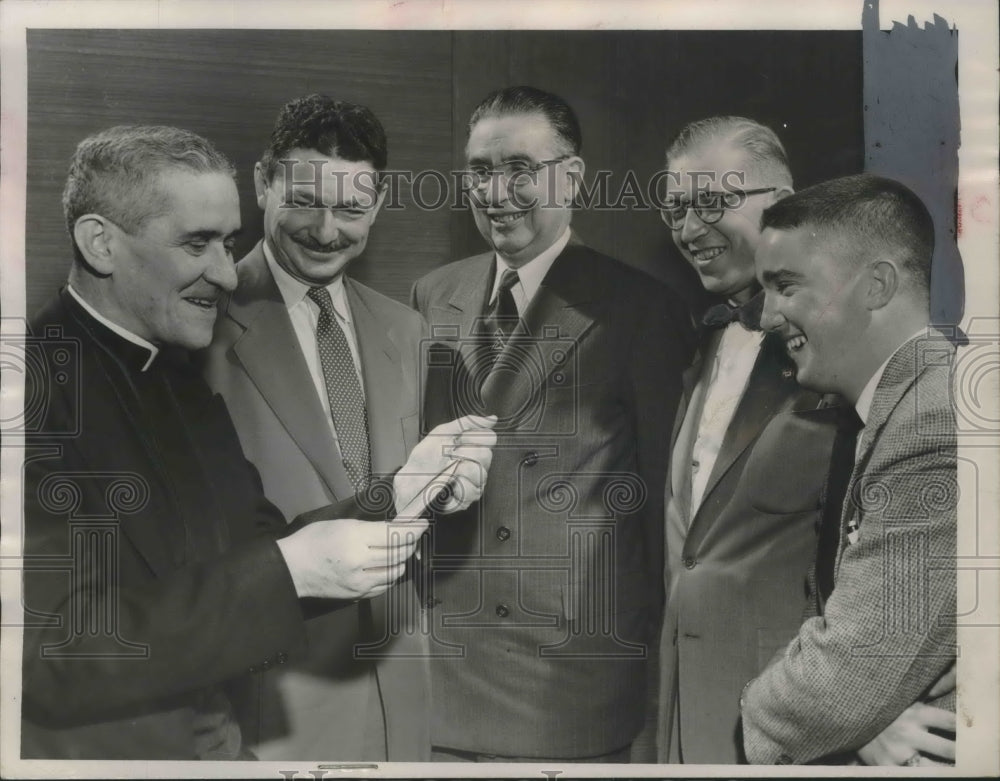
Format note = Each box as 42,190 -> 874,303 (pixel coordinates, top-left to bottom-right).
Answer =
488,228 -> 570,315
66,284 -> 159,371
263,242 -> 365,446
689,320 -> 765,514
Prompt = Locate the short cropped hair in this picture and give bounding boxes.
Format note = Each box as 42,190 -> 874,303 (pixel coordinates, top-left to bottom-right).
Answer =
468,85 -> 582,156
665,115 -> 793,188
259,94 -> 388,183
63,125 -> 236,263
761,173 -> 934,296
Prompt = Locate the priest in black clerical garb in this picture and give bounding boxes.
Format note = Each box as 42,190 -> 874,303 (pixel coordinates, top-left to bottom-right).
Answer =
20,125 -> 496,760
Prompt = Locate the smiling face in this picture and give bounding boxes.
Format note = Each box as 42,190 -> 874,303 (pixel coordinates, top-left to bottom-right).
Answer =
465,112 -> 582,268
254,148 -> 385,286
667,137 -> 787,304
756,225 -> 872,398
106,169 -> 240,349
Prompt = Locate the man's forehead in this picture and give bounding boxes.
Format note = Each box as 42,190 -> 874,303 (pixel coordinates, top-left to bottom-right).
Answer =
670,137 -> 753,184
466,112 -> 560,160
150,168 -> 240,231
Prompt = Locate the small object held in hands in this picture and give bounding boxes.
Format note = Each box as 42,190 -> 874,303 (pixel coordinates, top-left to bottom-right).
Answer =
394,460 -> 462,522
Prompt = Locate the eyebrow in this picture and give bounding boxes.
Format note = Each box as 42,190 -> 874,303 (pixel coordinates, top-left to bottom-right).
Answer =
760,269 -> 803,286
181,227 -> 243,241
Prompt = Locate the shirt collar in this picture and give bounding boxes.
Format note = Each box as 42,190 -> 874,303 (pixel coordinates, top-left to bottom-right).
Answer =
66,284 -> 159,371
490,227 -> 571,306
854,328 -> 928,425
263,241 -> 352,324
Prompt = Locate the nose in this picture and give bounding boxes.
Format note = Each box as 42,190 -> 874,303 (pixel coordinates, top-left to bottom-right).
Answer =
758,290 -> 785,333
476,174 -> 510,207
205,243 -> 238,293
310,207 -> 340,245
678,208 -> 708,244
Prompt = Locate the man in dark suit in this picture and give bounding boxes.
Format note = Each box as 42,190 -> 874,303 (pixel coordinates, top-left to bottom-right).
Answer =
742,174 -> 957,765
201,95 -> 430,760
411,85 -> 693,762
652,116 -> 835,764
20,124 -> 495,760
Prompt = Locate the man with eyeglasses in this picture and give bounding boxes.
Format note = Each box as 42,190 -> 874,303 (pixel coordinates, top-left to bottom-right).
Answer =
201,94 -> 438,760
651,116 -> 840,764
411,85 -> 693,762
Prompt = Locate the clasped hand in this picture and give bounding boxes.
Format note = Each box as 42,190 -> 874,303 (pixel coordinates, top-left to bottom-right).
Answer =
277,415 -> 496,600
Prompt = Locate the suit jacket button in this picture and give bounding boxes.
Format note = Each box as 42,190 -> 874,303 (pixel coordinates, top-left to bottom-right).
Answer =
521,451 -> 539,467
496,526 -> 511,541
248,665 -> 257,674
495,603 -> 510,618
261,659 -> 272,671
276,652 -> 288,665
683,556 -> 697,569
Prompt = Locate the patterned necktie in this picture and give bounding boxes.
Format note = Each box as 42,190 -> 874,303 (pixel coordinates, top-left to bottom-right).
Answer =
815,406 -> 864,606
307,286 -> 372,492
484,268 -> 520,362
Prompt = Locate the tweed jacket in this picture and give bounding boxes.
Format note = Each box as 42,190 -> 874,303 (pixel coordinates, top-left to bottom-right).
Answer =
741,332 -> 957,764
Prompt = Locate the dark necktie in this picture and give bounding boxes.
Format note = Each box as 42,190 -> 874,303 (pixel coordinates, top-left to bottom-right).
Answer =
307,286 -> 372,492
701,291 -> 764,331
815,406 -> 864,606
484,267 -> 520,362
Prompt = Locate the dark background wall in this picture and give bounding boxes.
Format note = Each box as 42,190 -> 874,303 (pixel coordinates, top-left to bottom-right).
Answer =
26,29 -> 862,315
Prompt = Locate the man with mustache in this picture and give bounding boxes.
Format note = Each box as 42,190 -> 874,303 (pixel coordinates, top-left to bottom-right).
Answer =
202,94 -> 436,760
741,174 -> 957,766
21,124 -> 496,760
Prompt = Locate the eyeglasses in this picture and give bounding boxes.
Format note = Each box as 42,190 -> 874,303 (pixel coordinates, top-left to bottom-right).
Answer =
461,156 -> 570,192
660,187 -> 777,230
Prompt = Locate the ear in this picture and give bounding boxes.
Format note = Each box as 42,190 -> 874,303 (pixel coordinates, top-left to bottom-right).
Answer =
72,215 -> 116,276
562,156 -> 585,205
772,185 -> 794,202
866,258 -> 899,310
253,162 -> 270,210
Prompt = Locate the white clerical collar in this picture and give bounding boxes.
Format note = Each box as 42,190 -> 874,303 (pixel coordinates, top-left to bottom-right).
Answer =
854,328 -> 929,425
263,241 -> 352,324
489,227 -> 571,306
66,284 -> 159,371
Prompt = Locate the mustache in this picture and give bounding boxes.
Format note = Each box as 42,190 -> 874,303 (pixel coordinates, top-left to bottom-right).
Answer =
292,235 -> 353,253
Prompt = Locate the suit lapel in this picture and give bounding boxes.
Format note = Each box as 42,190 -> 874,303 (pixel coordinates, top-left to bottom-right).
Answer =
686,334 -> 800,540
481,243 -> 598,417
835,336 -> 946,570
227,245 -> 354,500
346,279 -> 406,476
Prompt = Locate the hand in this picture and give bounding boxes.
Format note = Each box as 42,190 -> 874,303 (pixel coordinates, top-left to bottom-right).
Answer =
856,702 -> 956,766
276,518 -> 426,600
394,414 -> 497,516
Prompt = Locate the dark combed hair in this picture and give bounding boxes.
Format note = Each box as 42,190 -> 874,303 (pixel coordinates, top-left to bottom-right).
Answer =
259,94 -> 388,182
761,173 -> 935,295
62,124 -> 236,264
468,85 -> 582,156
665,115 -> 792,187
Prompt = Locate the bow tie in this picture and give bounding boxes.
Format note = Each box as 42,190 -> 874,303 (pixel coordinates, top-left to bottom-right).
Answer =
701,292 -> 764,331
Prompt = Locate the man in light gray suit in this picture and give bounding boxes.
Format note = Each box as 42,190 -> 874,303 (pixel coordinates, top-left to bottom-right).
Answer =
203,95 -> 435,760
